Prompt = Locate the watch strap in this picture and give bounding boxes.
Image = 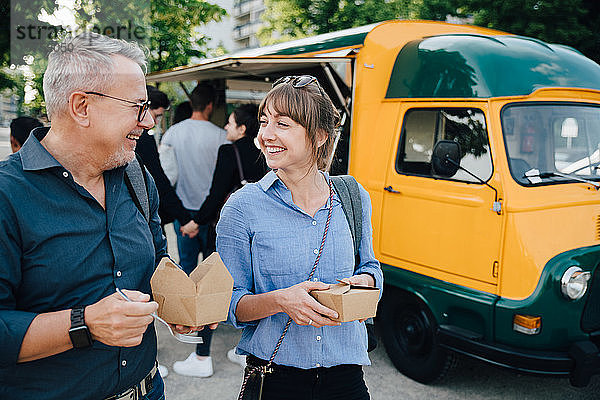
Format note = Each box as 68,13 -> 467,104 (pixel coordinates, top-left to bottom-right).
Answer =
69,306 -> 92,348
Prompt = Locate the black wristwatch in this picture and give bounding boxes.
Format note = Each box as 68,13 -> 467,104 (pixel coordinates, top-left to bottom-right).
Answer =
69,306 -> 92,349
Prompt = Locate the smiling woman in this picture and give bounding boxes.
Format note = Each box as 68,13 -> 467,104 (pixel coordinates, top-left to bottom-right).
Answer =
216,76 -> 383,400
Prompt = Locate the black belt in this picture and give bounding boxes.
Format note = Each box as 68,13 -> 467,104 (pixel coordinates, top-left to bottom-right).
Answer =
105,363 -> 157,400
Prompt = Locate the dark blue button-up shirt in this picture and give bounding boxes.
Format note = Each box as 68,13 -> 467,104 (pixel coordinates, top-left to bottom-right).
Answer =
0,128 -> 168,399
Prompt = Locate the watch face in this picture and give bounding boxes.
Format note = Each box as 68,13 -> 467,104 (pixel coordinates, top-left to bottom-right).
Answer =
69,326 -> 92,348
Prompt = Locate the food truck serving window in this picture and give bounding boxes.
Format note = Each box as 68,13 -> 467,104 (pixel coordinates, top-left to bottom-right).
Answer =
396,108 -> 492,183
502,103 -> 600,186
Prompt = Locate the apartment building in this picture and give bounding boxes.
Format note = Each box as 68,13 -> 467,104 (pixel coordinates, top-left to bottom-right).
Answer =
232,0 -> 265,49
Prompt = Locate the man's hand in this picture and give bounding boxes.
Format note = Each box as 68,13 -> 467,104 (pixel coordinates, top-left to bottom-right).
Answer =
276,281 -> 340,328
169,322 -> 219,334
85,290 -> 157,347
180,221 -> 199,238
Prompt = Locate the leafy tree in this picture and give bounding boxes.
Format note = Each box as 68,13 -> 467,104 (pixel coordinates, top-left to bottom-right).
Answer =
259,0 -> 600,66
2,0 -> 226,116
451,0 -> 600,64
150,0 -> 226,72
258,0 -> 417,45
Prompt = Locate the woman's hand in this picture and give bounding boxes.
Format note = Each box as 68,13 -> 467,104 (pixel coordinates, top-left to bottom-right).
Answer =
276,281 -> 340,328
340,274 -> 376,322
180,221 -> 199,238
339,273 -> 375,287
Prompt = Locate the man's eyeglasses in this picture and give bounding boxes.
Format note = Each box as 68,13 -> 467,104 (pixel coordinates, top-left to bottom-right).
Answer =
84,91 -> 150,122
272,75 -> 325,96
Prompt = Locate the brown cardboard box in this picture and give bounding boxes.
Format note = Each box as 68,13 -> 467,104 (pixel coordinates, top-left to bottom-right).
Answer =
311,282 -> 380,322
150,252 -> 234,326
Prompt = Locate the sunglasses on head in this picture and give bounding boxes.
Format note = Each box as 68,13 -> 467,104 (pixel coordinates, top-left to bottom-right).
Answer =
272,75 -> 325,96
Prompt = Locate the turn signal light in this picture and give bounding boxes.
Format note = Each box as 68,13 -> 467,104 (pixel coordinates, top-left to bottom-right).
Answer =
513,314 -> 541,335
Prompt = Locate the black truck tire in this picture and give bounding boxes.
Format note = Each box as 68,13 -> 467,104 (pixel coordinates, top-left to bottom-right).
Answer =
380,290 -> 456,383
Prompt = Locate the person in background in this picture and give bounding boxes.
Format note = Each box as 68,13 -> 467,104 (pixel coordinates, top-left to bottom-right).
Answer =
10,116 -> 43,153
216,76 -> 382,399
136,86 -> 192,234
172,100 -> 192,125
159,82 -> 227,377
180,104 -> 268,369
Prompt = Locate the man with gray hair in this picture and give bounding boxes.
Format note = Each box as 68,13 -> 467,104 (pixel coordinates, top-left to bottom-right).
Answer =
0,32 -> 188,399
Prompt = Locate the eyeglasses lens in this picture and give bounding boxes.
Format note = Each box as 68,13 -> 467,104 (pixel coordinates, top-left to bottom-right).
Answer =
138,102 -> 149,122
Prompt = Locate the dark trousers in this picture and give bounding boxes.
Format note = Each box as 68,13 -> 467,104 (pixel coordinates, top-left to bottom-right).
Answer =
195,327 -> 213,356
246,356 -> 370,400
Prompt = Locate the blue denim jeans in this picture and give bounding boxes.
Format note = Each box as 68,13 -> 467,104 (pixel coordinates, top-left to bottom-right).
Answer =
173,219 -> 212,274
142,370 -> 165,400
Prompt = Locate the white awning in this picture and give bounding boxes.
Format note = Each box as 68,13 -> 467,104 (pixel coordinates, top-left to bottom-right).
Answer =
146,56 -> 352,83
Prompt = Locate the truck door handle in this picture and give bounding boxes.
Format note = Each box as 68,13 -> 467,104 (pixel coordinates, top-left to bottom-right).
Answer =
384,186 -> 401,194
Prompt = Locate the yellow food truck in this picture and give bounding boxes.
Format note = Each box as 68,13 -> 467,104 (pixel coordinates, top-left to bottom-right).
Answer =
148,20 -> 600,386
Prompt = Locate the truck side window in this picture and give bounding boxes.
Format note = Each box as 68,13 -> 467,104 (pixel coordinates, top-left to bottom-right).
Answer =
396,108 -> 493,183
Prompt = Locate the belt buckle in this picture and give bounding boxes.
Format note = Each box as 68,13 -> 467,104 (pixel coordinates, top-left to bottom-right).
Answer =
115,387 -> 137,400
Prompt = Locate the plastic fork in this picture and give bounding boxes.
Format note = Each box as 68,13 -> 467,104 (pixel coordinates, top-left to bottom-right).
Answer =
115,287 -> 203,344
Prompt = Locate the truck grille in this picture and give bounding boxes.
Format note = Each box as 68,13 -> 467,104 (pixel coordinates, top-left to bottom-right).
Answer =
596,215 -> 600,241
582,268 -> 600,332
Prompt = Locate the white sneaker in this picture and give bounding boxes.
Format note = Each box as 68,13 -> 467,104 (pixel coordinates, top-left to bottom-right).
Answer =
227,347 -> 246,367
158,363 -> 169,378
173,353 -> 213,377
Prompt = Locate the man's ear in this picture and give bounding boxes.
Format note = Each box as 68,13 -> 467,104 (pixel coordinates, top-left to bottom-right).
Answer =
68,92 -> 91,127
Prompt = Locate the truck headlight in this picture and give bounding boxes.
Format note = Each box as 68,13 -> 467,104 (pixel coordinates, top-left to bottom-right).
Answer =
560,266 -> 591,300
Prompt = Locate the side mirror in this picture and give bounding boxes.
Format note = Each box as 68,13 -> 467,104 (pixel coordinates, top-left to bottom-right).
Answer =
432,140 -> 461,177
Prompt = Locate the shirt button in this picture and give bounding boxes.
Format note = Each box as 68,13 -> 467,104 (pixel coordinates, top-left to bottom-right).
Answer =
313,249 -> 318,255
313,278 -> 319,282
315,363 -> 321,367
312,220 -> 317,226
316,335 -> 322,341
121,360 -> 127,367
116,270 -> 122,277
62,171 -> 69,178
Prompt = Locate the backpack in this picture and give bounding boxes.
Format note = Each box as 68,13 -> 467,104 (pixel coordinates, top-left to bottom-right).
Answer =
330,175 -> 378,352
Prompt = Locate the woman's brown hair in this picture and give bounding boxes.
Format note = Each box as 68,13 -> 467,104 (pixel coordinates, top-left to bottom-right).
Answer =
258,78 -> 340,170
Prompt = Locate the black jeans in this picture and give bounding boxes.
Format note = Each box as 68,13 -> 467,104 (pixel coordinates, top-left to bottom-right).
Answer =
246,356 -> 370,400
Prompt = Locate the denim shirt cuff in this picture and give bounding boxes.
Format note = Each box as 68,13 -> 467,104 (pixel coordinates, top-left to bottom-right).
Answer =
355,264 -> 384,297
227,289 -> 259,329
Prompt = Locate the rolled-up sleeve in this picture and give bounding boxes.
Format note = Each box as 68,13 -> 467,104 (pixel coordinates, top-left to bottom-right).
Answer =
0,197 -> 37,367
353,184 -> 384,296
216,193 -> 258,329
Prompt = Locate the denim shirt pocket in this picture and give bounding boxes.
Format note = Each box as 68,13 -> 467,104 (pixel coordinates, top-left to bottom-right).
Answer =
254,229 -> 313,281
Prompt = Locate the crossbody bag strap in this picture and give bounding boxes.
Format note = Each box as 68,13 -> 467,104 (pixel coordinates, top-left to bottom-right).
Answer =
231,143 -> 247,185
237,180 -> 334,400
124,154 -> 150,223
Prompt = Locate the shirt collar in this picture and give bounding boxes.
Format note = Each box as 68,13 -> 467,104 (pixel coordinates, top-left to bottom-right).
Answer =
20,127 -> 63,171
257,169 -> 332,192
257,170 -> 279,192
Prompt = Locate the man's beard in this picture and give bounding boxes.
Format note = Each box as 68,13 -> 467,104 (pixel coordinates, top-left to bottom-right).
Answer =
101,144 -> 135,170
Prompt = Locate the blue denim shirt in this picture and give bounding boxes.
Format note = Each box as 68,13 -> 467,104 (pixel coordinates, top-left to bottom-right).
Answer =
216,170 -> 383,369
0,128 -> 168,399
